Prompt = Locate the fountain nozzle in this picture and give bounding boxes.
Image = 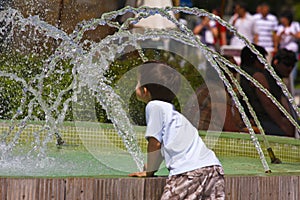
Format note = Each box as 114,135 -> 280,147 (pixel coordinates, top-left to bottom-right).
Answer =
267,147 -> 282,164
55,132 -> 65,146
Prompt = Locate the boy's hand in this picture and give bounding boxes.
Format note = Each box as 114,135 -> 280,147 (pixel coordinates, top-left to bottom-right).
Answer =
128,171 -> 155,177
128,171 -> 147,177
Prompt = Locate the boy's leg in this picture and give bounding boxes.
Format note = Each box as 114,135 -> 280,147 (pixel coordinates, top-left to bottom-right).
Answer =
160,165 -> 225,200
160,173 -> 192,200
201,165 -> 225,200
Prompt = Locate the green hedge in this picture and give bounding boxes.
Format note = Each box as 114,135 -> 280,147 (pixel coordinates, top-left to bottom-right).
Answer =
0,48 -> 204,125
0,51 -> 74,121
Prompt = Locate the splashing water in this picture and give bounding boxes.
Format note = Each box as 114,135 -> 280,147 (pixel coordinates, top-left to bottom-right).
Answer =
0,4 -> 299,174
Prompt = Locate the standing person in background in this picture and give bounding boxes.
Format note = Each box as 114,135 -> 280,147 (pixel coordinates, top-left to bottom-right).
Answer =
212,8 -> 228,51
193,15 -> 219,51
276,10 -> 300,58
228,2 -> 255,47
253,3 -> 278,63
276,10 -> 300,95
253,4 -> 262,19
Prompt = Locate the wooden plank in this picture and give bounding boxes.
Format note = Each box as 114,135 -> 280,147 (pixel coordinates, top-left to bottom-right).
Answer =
5,178 -> 38,200
37,178 -> 65,200
1,175 -> 300,200
278,176 -> 299,200
6,178 -> 20,200
225,176 -> 239,200
240,176 -> 259,200
25,178 -> 38,200
65,178 -> 95,200
144,177 -> 166,199
95,178 -> 145,200
119,178 -> 145,200
0,178 -> 7,200
95,178 -> 120,200
259,176 -> 280,199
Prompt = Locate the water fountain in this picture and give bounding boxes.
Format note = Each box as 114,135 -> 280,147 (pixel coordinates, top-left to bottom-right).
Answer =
0,2 -> 300,199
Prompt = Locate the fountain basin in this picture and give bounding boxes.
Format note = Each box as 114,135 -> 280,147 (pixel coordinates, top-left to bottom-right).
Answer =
1,175 -> 300,200
0,122 -> 299,199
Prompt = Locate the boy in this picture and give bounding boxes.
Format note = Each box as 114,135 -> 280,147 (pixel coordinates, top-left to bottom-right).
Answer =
129,62 -> 225,199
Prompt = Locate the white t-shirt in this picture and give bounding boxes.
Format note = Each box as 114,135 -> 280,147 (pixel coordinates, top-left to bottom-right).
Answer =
276,21 -> 300,53
145,100 -> 221,176
253,14 -> 278,52
229,12 -> 255,47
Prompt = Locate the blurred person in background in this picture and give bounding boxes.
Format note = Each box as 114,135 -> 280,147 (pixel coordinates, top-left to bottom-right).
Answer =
240,45 -> 297,137
228,2 -> 255,47
276,10 -> 300,96
212,7 -> 228,51
253,3 -> 278,63
193,15 -> 219,51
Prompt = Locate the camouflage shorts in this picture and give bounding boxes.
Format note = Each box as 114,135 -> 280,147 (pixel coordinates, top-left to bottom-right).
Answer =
160,165 -> 225,200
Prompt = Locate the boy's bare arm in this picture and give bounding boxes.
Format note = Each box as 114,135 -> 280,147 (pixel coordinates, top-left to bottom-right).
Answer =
146,137 -> 163,176
128,137 -> 163,177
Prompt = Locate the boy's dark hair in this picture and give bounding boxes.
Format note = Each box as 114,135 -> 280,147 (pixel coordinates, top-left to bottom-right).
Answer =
240,44 -> 267,67
138,61 -> 181,103
272,48 -> 297,67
